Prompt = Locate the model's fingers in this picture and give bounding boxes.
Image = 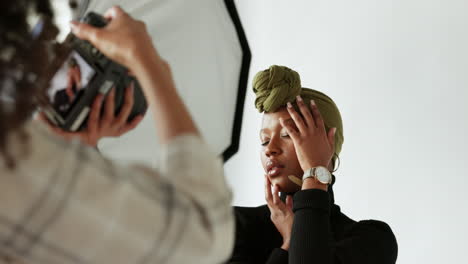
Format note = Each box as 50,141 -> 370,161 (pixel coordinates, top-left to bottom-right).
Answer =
87,94 -> 104,134
103,87 -> 116,124
310,100 -> 326,131
286,102 -> 307,134
119,114 -> 144,135
296,96 -> 315,129
114,83 -> 134,127
272,185 -> 281,206
286,195 -> 293,211
264,174 -> 273,204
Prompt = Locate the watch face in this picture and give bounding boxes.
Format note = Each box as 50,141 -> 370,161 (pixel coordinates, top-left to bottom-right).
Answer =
316,167 -> 331,184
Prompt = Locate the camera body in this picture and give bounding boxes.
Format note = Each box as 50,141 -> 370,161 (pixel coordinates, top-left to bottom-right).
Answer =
43,12 -> 147,131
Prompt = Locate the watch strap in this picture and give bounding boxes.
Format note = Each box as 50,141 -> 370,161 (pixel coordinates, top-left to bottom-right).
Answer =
302,166 -> 332,184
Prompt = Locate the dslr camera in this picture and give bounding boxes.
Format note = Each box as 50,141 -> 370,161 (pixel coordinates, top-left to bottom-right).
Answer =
42,12 -> 147,131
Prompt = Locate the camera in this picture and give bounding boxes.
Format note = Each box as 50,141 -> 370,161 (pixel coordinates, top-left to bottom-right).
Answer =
42,12 -> 147,131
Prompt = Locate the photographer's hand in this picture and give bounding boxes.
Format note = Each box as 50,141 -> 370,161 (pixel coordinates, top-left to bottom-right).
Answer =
70,7 -> 160,69
38,84 -> 144,148
70,6 -> 199,144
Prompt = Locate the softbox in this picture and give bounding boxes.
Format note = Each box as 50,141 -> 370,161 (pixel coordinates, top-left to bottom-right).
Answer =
66,0 -> 250,166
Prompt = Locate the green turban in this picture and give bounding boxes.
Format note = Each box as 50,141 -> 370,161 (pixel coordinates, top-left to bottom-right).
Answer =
253,65 -> 344,157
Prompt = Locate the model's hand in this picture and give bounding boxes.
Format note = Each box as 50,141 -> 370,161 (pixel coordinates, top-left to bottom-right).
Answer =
38,84 -> 144,147
265,174 -> 294,251
70,6 -> 163,71
280,95 -> 336,172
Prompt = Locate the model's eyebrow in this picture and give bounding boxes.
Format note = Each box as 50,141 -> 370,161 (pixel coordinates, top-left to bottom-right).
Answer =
259,129 -> 268,138
259,118 -> 295,137
281,118 -> 293,124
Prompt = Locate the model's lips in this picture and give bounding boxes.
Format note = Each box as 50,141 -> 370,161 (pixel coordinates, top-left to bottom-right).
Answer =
268,167 -> 283,177
266,160 -> 285,177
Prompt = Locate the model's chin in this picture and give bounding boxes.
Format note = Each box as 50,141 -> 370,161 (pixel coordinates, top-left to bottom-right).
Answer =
270,175 -> 301,194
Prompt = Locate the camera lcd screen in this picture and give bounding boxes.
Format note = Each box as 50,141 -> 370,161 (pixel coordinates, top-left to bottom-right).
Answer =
47,51 -> 96,118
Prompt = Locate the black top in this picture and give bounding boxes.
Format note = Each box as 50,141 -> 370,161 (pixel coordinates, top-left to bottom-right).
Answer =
227,185 -> 398,264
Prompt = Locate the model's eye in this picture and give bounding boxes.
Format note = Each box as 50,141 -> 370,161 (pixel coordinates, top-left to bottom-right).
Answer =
261,141 -> 269,146
280,134 -> 289,138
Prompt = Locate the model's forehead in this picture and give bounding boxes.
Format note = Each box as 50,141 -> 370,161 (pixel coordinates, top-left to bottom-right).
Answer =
260,108 -> 290,131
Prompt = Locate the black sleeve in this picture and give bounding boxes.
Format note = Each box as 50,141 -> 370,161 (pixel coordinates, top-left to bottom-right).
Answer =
228,206 -> 283,264
289,189 -> 398,264
265,248 -> 288,264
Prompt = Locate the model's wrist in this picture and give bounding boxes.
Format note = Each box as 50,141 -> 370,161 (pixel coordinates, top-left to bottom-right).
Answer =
302,177 -> 328,191
301,162 -> 329,172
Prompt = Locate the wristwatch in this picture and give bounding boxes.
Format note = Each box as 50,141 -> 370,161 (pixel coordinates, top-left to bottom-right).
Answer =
302,166 -> 332,185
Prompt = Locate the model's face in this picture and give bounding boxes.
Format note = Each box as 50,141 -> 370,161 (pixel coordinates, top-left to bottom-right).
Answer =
260,107 -> 303,193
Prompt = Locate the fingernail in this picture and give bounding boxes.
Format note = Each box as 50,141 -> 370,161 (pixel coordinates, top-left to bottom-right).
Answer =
311,100 -> 316,106
333,127 -> 337,134
296,95 -> 303,102
287,102 -> 293,108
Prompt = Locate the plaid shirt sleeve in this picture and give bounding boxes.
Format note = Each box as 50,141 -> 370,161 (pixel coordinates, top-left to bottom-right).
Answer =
0,123 -> 234,264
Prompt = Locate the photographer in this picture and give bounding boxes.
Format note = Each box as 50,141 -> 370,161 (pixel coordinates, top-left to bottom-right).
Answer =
0,2 -> 233,264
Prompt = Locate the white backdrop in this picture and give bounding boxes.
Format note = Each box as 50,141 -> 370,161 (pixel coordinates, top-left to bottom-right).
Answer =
225,0 -> 468,263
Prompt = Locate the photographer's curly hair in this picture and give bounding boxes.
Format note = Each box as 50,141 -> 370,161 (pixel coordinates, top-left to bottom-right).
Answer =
0,0 -> 57,168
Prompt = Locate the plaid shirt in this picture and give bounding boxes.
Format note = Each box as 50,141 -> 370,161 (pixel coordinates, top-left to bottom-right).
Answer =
0,122 -> 233,264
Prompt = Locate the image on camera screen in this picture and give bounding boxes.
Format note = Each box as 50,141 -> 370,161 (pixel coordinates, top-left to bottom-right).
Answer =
47,51 -> 96,118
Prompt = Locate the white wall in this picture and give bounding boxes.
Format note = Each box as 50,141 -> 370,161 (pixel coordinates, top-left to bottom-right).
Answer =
225,0 -> 468,263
